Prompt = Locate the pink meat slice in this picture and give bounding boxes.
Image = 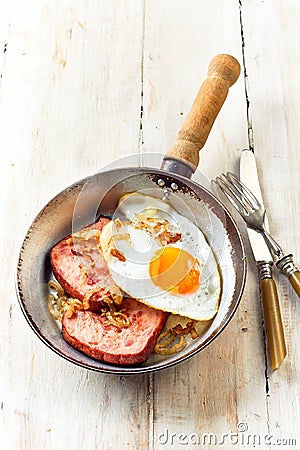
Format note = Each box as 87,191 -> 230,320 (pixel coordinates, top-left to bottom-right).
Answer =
50,217 -> 114,308
62,299 -> 167,365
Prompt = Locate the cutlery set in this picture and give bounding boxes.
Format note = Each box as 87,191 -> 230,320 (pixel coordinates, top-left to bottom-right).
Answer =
213,149 -> 299,369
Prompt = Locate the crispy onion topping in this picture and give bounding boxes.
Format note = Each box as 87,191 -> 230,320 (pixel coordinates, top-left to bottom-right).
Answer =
63,298 -> 85,319
48,280 -> 65,298
134,217 -> 182,247
47,294 -> 62,321
103,310 -> 131,328
99,289 -> 130,328
47,282 -> 84,322
103,285 -> 123,306
154,330 -> 186,355
110,248 -> 126,262
47,280 -> 129,328
70,228 -> 102,242
82,285 -> 123,310
154,320 -> 199,355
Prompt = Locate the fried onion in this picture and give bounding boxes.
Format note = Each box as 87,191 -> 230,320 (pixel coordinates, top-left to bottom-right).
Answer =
48,280 -> 65,298
104,310 -> 131,328
47,280 -> 129,328
154,320 -> 199,355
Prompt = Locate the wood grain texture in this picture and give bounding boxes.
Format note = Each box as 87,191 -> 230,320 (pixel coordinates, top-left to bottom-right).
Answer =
0,2 -> 149,450
0,0 -> 299,449
142,1 -> 269,446
241,0 -> 300,445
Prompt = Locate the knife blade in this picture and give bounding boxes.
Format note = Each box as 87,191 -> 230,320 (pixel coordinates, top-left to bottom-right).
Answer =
240,149 -> 272,261
240,149 -> 286,370
240,149 -> 300,297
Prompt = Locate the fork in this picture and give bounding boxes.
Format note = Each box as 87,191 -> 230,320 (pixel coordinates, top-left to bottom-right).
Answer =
213,172 -> 287,370
212,172 -> 300,297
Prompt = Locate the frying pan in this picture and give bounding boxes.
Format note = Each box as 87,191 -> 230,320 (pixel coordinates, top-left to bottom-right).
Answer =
16,54 -> 247,374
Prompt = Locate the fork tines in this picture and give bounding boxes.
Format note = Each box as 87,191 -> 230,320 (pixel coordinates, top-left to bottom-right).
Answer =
212,172 -> 261,218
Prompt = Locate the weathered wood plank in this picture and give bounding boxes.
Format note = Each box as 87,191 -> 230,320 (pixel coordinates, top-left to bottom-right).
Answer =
1,0 -> 299,449
0,2 -> 150,450
141,1 -> 272,447
241,0 -> 300,445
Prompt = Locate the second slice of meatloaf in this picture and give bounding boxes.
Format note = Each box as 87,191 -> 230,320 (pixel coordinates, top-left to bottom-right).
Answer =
62,298 -> 167,365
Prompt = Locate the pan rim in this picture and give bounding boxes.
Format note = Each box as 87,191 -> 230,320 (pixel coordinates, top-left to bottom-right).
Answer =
16,166 -> 247,374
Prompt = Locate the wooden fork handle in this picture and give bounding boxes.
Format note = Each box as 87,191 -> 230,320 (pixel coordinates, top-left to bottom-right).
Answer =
163,54 -> 240,172
257,261 -> 287,370
288,271 -> 300,297
276,254 -> 300,297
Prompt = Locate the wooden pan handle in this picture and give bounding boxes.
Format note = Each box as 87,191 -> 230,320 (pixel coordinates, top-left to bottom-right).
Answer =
164,54 -> 240,172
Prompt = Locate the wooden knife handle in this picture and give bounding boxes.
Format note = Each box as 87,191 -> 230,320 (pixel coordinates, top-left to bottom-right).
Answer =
261,277 -> 287,370
164,54 -> 240,172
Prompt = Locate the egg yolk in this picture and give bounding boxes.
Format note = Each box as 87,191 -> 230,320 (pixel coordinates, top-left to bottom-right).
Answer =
149,247 -> 201,294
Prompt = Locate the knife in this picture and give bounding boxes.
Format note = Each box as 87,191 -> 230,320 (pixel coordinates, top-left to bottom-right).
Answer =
240,149 -> 286,370
240,149 -> 300,296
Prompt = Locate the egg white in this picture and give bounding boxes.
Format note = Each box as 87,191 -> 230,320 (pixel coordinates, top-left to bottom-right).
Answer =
100,193 -> 221,321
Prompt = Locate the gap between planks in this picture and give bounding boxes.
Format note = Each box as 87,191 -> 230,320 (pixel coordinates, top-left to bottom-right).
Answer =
239,0 -> 272,437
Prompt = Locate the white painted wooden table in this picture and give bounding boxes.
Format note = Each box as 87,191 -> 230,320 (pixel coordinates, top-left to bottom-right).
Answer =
1,1 -> 299,449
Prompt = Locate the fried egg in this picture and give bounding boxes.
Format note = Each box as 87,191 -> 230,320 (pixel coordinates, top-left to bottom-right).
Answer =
100,193 -> 221,321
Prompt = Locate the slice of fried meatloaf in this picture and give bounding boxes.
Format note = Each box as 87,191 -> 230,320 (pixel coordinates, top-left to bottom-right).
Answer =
62,300 -> 167,365
50,217 -> 168,365
50,217 -> 114,311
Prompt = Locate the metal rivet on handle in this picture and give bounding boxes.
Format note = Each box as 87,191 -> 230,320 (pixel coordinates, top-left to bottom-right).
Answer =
162,189 -> 171,201
157,179 -> 165,187
171,182 -> 178,191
